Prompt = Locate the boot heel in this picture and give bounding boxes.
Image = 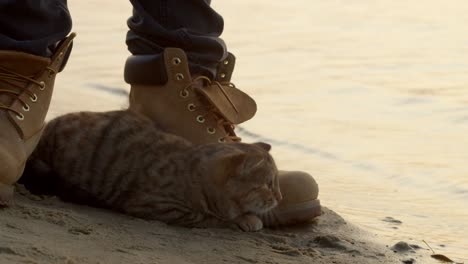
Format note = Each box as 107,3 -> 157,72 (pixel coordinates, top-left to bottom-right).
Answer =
0,182 -> 14,207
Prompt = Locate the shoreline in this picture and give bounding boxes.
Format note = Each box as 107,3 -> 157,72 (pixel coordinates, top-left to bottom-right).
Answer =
0,185 -> 435,264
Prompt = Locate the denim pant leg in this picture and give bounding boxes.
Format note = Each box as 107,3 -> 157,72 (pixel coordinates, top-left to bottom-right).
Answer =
0,0 -> 72,57
127,0 -> 227,79
0,0 -> 226,77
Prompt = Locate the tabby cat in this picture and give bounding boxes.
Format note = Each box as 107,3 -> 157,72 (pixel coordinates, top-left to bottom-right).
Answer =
21,110 -> 282,231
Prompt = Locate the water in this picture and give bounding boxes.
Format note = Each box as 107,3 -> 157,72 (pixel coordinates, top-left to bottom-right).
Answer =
51,0 -> 468,261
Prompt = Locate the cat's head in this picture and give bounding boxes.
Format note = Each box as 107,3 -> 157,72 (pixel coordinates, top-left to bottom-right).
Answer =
198,142 -> 282,220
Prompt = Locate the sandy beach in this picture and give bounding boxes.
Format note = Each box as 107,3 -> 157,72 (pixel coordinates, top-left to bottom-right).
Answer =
1,186 -> 435,264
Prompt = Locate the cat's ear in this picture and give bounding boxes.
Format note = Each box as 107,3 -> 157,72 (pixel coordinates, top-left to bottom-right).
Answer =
223,152 -> 249,172
204,151 -> 248,183
253,142 -> 271,152
213,152 -> 263,177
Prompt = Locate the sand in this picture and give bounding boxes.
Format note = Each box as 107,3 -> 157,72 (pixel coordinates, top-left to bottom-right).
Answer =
0,185 -> 435,264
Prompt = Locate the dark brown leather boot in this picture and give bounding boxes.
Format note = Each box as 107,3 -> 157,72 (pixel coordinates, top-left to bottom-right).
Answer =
125,48 -> 321,226
0,33 -> 76,207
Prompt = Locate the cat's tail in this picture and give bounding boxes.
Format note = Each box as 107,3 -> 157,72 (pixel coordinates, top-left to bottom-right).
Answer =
19,158 -> 60,196
20,158 -> 109,207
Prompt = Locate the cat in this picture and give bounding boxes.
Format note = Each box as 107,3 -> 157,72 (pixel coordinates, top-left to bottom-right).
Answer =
21,110 -> 282,232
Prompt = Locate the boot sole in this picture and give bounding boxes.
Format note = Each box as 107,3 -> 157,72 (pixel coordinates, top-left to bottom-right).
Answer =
261,199 -> 322,227
0,182 -> 14,207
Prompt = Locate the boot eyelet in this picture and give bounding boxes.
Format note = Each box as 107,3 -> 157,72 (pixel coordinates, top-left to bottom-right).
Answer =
30,94 -> 38,102
207,127 -> 216,134
187,103 -> 196,111
179,89 -> 189,98
172,57 -> 182,65
47,69 -> 55,78
39,81 -> 46,90
223,60 -> 229,65
220,73 -> 226,79
196,115 -> 205,123
16,113 -> 25,121
218,138 -> 226,143
22,104 -> 30,112
175,73 -> 185,81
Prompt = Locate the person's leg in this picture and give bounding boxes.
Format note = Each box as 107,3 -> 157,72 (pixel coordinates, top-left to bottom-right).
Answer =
126,0 -> 225,79
0,0 -> 72,57
0,0 -> 74,206
125,1 -> 322,226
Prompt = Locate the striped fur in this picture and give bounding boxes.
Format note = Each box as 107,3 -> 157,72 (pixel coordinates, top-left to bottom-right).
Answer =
23,110 -> 281,231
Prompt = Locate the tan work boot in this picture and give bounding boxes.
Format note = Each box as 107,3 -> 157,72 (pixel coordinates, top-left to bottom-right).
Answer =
126,48 -> 257,145
125,48 -> 321,226
259,171 -> 321,226
0,33 -> 76,207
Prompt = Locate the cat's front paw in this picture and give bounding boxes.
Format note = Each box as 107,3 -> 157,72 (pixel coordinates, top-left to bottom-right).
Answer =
235,214 -> 263,232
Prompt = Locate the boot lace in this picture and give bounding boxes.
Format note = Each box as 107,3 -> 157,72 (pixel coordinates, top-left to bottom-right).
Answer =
0,66 -> 54,119
183,76 -> 241,142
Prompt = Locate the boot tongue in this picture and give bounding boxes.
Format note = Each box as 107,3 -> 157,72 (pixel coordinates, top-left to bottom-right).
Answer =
0,51 -> 50,106
194,82 -> 257,124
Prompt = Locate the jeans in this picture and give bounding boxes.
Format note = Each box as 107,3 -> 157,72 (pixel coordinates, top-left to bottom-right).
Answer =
0,0 -> 227,78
